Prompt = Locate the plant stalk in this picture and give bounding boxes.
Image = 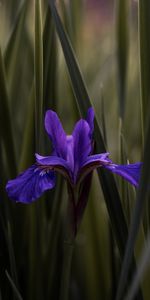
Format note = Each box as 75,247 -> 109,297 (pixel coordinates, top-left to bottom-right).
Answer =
59,240 -> 74,300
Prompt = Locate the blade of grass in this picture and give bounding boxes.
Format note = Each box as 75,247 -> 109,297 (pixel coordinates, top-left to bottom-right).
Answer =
19,83 -> 35,171
4,1 -> 29,115
0,47 -> 17,177
34,0 -> 43,152
47,178 -> 66,298
48,0 -> 91,118
4,1 -> 26,72
59,0 -> 80,47
116,0 -> 129,119
119,121 -> 131,221
138,0 -> 150,247
5,270 -> 23,300
3,0 -> 24,25
43,6 -> 57,111
100,85 -> 107,147
115,110 -> 150,300
0,211 -> 20,299
117,0 -> 130,226
124,232 -> 150,300
138,0 -> 150,139
6,221 -> 19,291
3,0 -> 34,136
99,93 -> 117,298
68,0 -> 83,46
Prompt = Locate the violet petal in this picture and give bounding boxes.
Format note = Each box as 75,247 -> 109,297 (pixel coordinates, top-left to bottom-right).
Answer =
36,153 -> 70,170
66,135 -> 74,172
35,153 -> 72,180
77,153 -> 111,182
72,119 -> 92,180
44,110 -> 67,159
6,165 -> 56,203
81,153 -> 111,168
104,162 -> 143,187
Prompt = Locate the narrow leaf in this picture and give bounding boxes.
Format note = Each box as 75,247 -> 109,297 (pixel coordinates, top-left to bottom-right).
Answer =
6,221 -> 19,291
116,0 -> 129,119
124,233 -> 150,300
34,0 -> 43,152
0,47 -> 17,177
43,6 -> 57,111
4,1 -> 26,73
19,84 -> 35,171
100,86 -> 107,147
116,112 -> 150,300
138,0 -> 150,136
5,271 -> 23,300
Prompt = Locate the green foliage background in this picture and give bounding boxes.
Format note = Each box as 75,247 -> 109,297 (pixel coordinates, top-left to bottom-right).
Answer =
0,0 -> 150,299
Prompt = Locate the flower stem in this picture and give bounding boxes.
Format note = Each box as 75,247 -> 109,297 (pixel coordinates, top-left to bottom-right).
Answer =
59,240 -> 74,300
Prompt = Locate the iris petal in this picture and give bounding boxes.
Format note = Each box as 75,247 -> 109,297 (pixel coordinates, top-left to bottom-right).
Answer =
72,119 -> 92,180
36,153 -> 70,171
44,110 -> 67,159
104,162 -> 142,187
35,153 -> 72,181
81,153 -> 111,168
77,153 -> 111,183
78,154 -> 142,187
66,135 -> 74,172
6,165 -> 56,203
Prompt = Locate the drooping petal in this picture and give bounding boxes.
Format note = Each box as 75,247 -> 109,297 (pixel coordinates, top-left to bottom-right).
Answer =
77,153 -> 111,183
86,107 -> 94,136
36,153 -> 70,170
44,110 -> 67,159
35,153 -> 72,181
81,153 -> 111,168
77,154 -> 142,187
72,119 -> 92,180
104,162 -> 142,187
6,165 -> 56,203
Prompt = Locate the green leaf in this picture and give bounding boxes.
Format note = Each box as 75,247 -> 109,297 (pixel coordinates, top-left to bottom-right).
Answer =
59,0 -> 82,47
0,47 -> 17,177
6,221 -> 19,292
43,6 -> 57,111
119,120 -> 131,221
116,115 -> 150,300
34,0 -> 43,152
3,0 -> 34,140
4,1 -> 26,73
138,0 -> 150,137
5,270 -> 23,300
124,233 -> 150,300
116,0 -> 129,119
100,87 -> 107,147
4,1 -> 30,113
19,84 -> 35,171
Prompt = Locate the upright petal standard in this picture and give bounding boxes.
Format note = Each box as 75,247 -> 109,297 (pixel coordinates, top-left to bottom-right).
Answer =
6,108 -> 142,205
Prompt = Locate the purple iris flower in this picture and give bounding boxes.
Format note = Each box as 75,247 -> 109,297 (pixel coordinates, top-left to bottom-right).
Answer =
6,108 -> 142,205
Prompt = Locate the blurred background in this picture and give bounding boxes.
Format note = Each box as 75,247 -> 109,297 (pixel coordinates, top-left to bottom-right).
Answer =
0,1 -> 145,300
